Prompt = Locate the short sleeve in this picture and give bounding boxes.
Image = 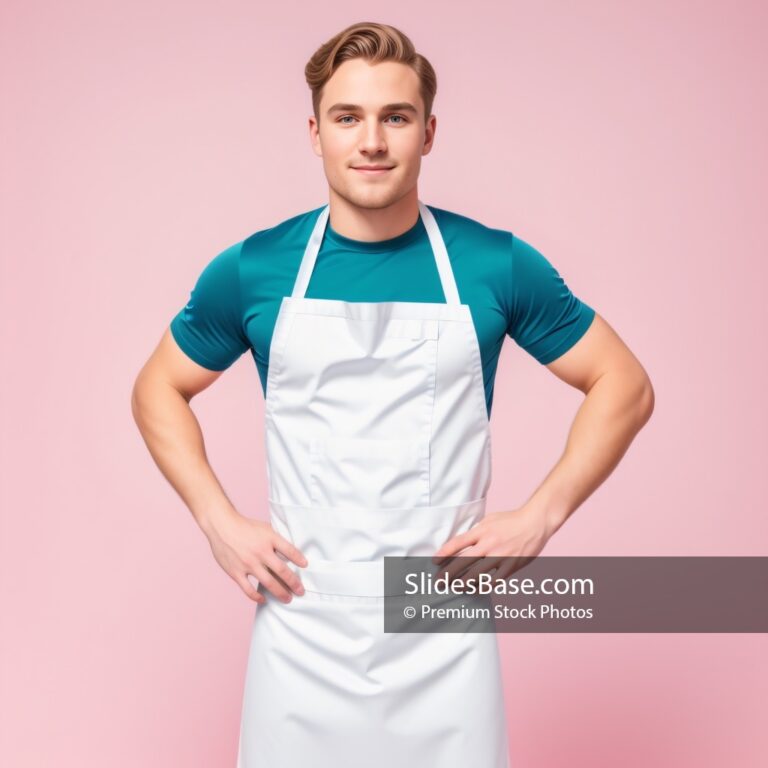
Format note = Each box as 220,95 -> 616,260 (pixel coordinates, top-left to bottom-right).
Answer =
169,242 -> 251,371
506,234 -> 596,364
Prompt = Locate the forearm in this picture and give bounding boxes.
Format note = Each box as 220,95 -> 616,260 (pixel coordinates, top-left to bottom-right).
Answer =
130,373 -> 235,537
526,368 -> 655,536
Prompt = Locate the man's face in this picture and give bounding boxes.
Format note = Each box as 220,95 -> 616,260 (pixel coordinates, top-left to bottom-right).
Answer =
309,58 -> 436,210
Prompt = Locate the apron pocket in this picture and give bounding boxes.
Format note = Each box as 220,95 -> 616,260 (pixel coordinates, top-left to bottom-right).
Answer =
309,435 -> 430,509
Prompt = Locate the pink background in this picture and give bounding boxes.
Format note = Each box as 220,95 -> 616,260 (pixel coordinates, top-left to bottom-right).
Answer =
2,1 -> 767,766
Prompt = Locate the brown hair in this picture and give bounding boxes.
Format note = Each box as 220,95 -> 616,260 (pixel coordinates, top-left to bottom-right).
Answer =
304,22 -> 437,125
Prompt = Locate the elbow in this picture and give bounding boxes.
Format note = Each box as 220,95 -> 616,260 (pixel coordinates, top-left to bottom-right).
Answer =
130,368 -> 150,428
635,374 -> 655,428
130,378 -> 143,427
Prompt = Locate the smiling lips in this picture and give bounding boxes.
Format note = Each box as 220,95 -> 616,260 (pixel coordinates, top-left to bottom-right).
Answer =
352,165 -> 394,175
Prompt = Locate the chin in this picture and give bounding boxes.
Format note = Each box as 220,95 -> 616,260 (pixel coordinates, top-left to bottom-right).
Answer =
339,185 -> 408,211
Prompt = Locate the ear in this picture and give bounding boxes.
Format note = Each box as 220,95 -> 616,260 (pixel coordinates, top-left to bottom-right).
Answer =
309,115 -> 322,158
422,114 -> 437,156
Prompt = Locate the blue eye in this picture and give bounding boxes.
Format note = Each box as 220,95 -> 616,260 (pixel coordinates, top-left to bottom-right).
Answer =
336,114 -> 409,125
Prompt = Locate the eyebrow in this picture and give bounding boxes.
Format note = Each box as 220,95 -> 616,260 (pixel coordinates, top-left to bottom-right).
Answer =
326,102 -> 419,116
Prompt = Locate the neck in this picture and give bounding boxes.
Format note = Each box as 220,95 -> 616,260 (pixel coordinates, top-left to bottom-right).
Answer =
326,188 -> 420,242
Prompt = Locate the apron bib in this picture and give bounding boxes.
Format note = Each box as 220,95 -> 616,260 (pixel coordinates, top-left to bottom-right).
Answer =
236,201 -> 510,767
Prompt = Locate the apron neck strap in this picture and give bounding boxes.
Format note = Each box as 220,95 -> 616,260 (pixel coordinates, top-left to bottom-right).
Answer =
290,200 -> 461,305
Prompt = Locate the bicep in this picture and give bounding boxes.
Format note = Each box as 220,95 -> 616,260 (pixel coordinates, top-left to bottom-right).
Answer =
544,312 -> 650,395
137,327 -> 225,401
136,242 -> 250,400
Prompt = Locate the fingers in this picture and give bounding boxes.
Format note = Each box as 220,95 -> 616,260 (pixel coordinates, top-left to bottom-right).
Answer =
273,536 -> 309,568
250,562 -> 294,603
495,554 -> 537,580
433,527 -> 482,564
237,573 -> 266,605
462,556 -> 503,585
492,560 -> 515,580
264,551 -> 305,597
440,550 -> 481,581
232,526 -> 310,604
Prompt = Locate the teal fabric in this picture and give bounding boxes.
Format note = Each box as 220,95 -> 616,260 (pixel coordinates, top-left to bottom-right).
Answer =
170,203 -> 596,418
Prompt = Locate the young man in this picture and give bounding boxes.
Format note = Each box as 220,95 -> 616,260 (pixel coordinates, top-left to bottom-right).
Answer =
132,21 -> 654,768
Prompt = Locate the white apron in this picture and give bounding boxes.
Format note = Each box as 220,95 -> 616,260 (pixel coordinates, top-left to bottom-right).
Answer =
236,201 -> 510,767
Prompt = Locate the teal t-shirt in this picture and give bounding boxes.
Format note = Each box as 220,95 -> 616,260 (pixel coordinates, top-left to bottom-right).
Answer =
170,203 -> 596,419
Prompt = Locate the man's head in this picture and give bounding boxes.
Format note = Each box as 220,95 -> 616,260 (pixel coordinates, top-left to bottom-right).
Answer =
305,22 -> 437,211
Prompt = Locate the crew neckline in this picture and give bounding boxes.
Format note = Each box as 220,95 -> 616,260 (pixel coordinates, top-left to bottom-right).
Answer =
323,209 -> 427,253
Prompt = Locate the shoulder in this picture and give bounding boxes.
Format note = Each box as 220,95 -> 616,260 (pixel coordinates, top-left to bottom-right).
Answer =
198,206 -> 326,272
425,204 -> 513,252
422,204 -> 573,282
181,239 -> 244,297
424,205 -> 515,297
427,204 -> 574,279
241,204 -> 328,253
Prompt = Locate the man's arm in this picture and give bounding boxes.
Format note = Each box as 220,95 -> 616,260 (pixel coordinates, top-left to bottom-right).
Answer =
433,312 -> 654,566
131,328 -> 227,531
530,312 -> 655,535
131,329 -> 307,603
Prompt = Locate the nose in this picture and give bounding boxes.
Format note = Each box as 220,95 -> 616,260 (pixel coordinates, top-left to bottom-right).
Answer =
358,117 -> 387,156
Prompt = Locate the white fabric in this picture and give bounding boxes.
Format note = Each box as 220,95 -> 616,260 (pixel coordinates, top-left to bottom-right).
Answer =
236,200 -> 510,767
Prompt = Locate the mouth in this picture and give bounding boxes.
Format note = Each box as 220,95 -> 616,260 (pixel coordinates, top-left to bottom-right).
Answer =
352,165 -> 394,176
